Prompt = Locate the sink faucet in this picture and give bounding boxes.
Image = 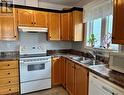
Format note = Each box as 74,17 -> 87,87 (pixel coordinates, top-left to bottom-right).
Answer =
87,50 -> 96,60
88,50 -> 97,65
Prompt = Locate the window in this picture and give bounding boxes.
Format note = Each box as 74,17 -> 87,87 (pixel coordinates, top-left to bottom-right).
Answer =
106,15 -> 118,50
85,15 -> 118,50
86,18 -> 102,48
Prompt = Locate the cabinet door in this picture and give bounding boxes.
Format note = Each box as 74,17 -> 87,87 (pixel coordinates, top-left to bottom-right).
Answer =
34,11 -> 48,27
48,12 -> 61,40
112,0 -> 124,44
52,57 -> 61,86
66,60 -> 75,95
75,64 -> 88,95
61,13 -> 72,40
61,57 -> 66,88
72,11 -> 83,41
0,16 -> 17,40
17,9 -> 34,26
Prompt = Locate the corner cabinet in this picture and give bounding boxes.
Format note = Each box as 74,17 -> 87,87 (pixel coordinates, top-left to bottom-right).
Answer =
112,0 -> 124,44
72,11 -> 83,41
0,9 -> 18,40
60,10 -> 83,41
17,9 -> 48,27
48,12 -> 61,40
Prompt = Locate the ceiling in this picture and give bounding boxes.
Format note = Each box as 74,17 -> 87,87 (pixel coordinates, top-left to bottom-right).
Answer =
39,0 -> 83,6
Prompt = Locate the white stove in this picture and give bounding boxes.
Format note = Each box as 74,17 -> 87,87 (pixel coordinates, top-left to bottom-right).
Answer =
20,54 -> 51,94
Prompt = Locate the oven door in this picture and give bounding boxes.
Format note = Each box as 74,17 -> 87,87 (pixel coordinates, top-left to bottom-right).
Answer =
20,61 -> 51,82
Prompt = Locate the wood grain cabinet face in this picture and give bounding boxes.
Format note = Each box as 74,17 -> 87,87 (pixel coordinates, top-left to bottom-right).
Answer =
61,11 -> 83,41
52,57 -> 62,86
72,11 -> 83,41
60,57 -> 66,88
0,61 -> 19,95
17,9 -> 34,26
48,12 -> 61,40
17,9 -> 48,28
112,0 -> 124,44
61,13 -> 72,41
0,9 -> 17,40
66,60 -> 75,95
34,11 -> 48,27
75,64 -> 88,95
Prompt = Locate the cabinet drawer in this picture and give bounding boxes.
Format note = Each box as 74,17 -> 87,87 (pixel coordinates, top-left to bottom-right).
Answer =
0,77 -> 19,86
0,84 -> 19,95
0,61 -> 18,70
0,69 -> 18,78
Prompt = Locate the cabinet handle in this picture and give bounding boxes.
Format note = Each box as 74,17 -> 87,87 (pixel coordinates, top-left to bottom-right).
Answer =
8,73 -> 10,75
14,36 -> 16,37
112,37 -> 115,39
9,89 -> 11,91
72,66 -> 75,68
102,86 -> 117,95
8,64 -> 10,66
34,22 -> 36,24
31,22 -> 33,24
9,81 -> 11,83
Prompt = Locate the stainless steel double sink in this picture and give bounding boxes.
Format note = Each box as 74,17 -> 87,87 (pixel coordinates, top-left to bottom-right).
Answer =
68,56 -> 104,66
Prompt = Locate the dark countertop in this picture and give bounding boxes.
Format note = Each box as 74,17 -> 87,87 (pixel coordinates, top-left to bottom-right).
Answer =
0,51 -> 124,89
52,53 -> 124,89
0,56 -> 19,61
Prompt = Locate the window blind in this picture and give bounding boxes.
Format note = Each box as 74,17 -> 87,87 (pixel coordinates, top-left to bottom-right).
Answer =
83,0 -> 113,22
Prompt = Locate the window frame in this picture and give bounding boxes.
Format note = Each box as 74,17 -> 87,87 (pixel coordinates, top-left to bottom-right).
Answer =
84,15 -> 119,51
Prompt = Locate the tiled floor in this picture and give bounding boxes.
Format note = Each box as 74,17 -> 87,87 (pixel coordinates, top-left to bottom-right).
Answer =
25,86 -> 69,95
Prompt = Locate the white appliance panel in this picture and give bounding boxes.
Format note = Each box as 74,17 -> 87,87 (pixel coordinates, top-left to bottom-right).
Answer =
21,79 -> 51,94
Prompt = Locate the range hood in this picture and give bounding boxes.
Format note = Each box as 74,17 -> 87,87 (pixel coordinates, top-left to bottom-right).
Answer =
18,26 -> 48,33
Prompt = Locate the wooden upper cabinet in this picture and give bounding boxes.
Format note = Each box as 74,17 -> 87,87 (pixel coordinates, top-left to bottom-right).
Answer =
112,0 -> 124,44
17,9 -> 48,27
34,11 -> 48,27
72,11 -> 83,41
17,9 -> 34,26
75,64 -> 88,95
61,13 -> 72,40
61,10 -> 83,41
48,12 -> 61,40
0,9 -> 17,40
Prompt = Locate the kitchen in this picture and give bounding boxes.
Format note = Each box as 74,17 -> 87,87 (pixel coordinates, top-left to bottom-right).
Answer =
0,0 -> 124,95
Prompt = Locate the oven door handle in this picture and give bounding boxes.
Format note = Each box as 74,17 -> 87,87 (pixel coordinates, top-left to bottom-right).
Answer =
20,61 -> 50,65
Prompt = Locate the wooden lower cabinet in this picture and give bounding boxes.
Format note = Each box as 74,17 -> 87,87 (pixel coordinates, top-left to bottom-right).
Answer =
0,84 -> 19,95
52,57 -> 88,95
0,60 -> 19,95
75,64 -> 88,95
52,57 -> 62,86
66,59 -> 75,95
61,57 -> 66,88
66,59 -> 88,95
